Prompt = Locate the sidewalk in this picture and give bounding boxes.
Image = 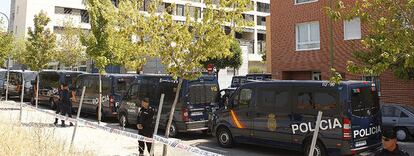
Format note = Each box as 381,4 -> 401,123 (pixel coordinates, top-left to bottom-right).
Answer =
0,101 -> 192,156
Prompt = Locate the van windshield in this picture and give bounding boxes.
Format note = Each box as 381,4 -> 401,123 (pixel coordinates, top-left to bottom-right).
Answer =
402,105 -> 414,115
188,82 -> 219,105
351,87 -> 380,117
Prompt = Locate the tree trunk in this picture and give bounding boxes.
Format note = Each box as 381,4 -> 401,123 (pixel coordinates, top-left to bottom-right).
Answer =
98,73 -> 102,124
35,76 -> 40,108
162,78 -> 183,156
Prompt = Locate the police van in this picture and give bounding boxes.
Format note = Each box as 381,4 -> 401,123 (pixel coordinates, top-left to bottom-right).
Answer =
212,80 -> 381,156
33,70 -> 84,109
72,74 -> 139,120
118,74 -> 219,137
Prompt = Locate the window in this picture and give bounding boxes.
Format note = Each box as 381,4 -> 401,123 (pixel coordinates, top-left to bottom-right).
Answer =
312,72 -> 322,80
344,18 -> 361,40
382,106 -> 400,117
63,8 -> 73,14
257,2 -> 270,13
401,111 -> 409,118
296,22 -> 320,51
297,91 -> 338,114
295,0 -> 318,5
81,10 -> 89,23
236,89 -> 252,108
257,90 -> 289,111
176,4 -> 185,16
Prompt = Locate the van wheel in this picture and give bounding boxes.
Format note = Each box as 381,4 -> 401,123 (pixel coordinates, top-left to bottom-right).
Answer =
169,122 -> 178,138
304,140 -> 327,156
217,127 -> 234,148
396,127 -> 410,141
119,113 -> 128,127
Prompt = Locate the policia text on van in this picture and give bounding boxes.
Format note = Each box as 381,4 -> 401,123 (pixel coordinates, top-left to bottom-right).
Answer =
212,80 -> 382,156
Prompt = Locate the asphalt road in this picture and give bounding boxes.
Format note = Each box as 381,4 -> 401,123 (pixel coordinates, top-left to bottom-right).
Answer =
16,101 -> 414,156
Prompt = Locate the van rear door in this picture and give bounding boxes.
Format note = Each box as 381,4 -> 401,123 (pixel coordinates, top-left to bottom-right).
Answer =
349,85 -> 381,152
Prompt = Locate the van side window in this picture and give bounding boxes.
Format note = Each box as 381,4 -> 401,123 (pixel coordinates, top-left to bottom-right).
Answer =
314,93 -> 337,110
257,90 -> 288,111
297,92 -> 337,114
236,89 -> 252,108
297,92 -> 313,109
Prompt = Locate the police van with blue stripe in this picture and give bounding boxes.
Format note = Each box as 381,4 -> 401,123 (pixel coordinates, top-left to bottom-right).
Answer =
212,80 -> 382,156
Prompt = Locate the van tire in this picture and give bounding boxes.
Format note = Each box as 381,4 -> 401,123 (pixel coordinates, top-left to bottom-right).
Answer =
304,140 -> 327,156
396,127 -> 410,141
217,127 -> 234,148
169,122 -> 178,138
119,113 -> 128,128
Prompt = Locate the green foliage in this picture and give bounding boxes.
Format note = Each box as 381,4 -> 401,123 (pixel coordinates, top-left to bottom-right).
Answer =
56,18 -> 86,69
249,66 -> 264,74
148,0 -> 252,80
22,11 -> 57,71
113,0 -> 157,71
0,32 -> 13,67
202,39 -> 243,71
328,0 -> 414,79
81,0 -> 116,74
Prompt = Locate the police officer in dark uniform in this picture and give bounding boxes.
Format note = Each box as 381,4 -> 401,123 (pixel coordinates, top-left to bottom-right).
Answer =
376,129 -> 410,156
137,97 -> 155,156
54,83 -> 63,126
60,83 -> 74,127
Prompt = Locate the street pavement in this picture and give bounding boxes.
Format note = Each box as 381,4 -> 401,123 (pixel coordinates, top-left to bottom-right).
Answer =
1,100 -> 414,156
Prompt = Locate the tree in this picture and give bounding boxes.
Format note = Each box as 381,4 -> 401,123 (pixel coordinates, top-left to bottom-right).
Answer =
0,32 -> 13,67
112,0 -> 155,73
202,39 -> 242,75
55,18 -> 86,70
82,0 -> 117,124
328,0 -> 414,79
145,1 -> 252,155
20,11 -> 57,108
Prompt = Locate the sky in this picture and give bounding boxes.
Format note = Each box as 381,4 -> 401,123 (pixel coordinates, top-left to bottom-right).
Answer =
0,0 -> 11,30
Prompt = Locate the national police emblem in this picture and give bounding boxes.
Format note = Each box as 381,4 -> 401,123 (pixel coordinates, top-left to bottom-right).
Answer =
267,113 -> 277,131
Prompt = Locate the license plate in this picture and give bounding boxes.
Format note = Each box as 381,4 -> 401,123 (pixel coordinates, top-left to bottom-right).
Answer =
355,140 -> 367,147
191,112 -> 203,116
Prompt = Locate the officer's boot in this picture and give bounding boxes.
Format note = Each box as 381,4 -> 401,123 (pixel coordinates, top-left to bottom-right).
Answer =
69,122 -> 74,126
54,118 -> 58,125
61,120 -> 66,127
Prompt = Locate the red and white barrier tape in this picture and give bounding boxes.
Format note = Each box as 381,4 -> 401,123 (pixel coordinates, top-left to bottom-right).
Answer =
5,102 -> 222,156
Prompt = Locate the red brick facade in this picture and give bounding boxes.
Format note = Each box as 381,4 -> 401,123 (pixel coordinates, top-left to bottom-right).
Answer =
270,0 -> 414,106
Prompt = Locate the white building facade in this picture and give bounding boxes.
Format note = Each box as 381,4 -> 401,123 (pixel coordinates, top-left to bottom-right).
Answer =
9,0 -> 269,88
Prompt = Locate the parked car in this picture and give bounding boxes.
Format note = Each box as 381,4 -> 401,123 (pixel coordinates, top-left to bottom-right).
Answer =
32,70 -> 85,109
213,80 -> 382,156
118,74 -> 219,137
381,104 -> 414,141
72,73 -> 139,120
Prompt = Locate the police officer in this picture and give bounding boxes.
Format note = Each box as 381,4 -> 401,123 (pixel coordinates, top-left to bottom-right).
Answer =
376,129 -> 409,156
137,97 -> 155,156
60,83 -> 74,127
54,83 -> 63,126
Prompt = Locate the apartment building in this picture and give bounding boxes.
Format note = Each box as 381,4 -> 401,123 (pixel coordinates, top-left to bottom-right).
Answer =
269,0 -> 414,106
8,0 -> 270,88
